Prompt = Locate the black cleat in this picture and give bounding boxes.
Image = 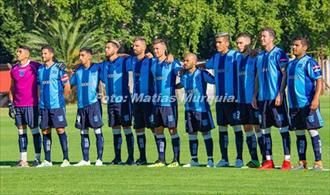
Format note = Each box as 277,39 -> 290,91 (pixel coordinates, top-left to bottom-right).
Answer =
135,158 -> 147,165
110,158 -> 124,165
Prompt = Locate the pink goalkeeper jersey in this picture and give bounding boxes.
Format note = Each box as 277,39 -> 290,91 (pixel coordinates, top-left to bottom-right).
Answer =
10,60 -> 40,107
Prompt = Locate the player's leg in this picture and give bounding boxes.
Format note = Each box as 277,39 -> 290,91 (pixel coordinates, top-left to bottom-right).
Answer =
27,106 -> 42,166
272,99 -> 291,170
244,124 -> 260,168
183,111 -> 199,167
53,108 -> 70,167
216,102 -> 229,167
108,103 -> 123,164
135,128 -> 147,165
121,102 -> 134,165
306,107 -> 324,170
37,109 -> 53,167
202,111 -> 215,167
74,128 -> 91,166
232,104 -> 244,168
233,125 -> 244,167
14,107 -> 29,167
258,101 -> 275,169
254,125 -> 266,163
88,102 -> 104,166
166,106 -> 180,167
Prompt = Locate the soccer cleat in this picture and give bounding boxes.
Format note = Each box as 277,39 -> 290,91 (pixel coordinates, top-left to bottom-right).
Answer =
313,161 -> 323,171
183,160 -> 199,168
60,159 -> 71,167
235,159 -> 244,168
281,160 -> 291,170
167,161 -> 180,168
292,160 -> 307,170
32,159 -> 41,167
73,160 -> 90,167
135,158 -> 147,165
246,160 -> 261,168
110,159 -> 124,165
206,160 -> 214,168
15,160 -> 29,168
258,160 -> 275,169
215,159 -> 229,168
125,159 -> 136,166
147,160 -> 166,168
36,160 -> 53,168
95,159 -> 103,166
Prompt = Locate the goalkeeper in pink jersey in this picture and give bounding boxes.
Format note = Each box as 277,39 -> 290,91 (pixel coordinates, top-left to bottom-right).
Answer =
8,45 -> 42,167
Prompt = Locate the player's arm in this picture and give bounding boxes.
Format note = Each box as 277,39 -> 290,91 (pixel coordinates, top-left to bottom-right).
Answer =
275,51 -> 289,106
8,78 -> 15,119
308,60 -> 323,110
203,70 -> 215,84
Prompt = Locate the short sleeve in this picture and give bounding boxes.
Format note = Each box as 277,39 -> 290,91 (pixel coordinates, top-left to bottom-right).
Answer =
125,56 -> 133,71
205,55 -> 215,69
173,60 -> 182,75
202,70 -> 215,84
70,71 -> 77,86
59,69 -> 69,85
277,49 -> 289,69
307,59 -> 322,80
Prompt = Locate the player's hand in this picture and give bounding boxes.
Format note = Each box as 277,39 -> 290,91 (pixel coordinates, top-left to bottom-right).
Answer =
252,96 -> 258,109
248,48 -> 260,57
8,101 -> 15,119
178,68 -> 186,76
275,93 -> 283,106
145,52 -> 153,59
165,54 -> 174,63
310,98 -> 319,111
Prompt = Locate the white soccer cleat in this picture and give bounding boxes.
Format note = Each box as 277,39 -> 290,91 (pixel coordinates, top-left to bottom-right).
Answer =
216,159 -> 229,167
235,159 -> 244,168
183,160 -> 200,168
36,160 -> 53,168
60,159 -> 71,167
73,160 -> 91,167
206,160 -> 214,168
95,159 -> 103,166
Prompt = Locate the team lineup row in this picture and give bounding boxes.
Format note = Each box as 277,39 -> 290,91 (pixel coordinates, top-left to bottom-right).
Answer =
9,27 -> 324,170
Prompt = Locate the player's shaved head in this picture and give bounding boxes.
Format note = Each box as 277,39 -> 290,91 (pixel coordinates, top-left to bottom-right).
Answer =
236,32 -> 252,53
183,52 -> 197,71
184,53 -> 197,64
236,33 -> 251,44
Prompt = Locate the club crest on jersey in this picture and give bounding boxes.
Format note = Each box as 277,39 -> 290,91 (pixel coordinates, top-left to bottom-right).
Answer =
308,115 -> 315,123
52,70 -> 58,75
19,70 -> 25,77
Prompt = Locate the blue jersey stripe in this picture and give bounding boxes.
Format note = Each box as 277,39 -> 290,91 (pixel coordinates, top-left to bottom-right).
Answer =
82,69 -> 90,106
217,54 -> 226,96
43,68 -> 51,108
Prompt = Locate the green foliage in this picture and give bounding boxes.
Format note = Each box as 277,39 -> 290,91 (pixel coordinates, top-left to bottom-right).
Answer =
1,0 -> 329,63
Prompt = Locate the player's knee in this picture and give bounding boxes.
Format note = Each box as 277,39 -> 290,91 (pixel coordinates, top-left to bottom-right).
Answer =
218,126 -> 228,132
42,129 -> 51,135
30,128 -> 40,135
188,133 -> 198,140
203,131 -> 212,140
233,125 -> 242,132
279,126 -> 289,133
56,128 -> 65,134
81,129 -> 89,135
243,125 -> 253,132
94,128 -> 102,134
295,130 -> 305,136
135,128 -> 145,133
18,128 -> 27,135
169,128 -> 177,135
308,129 -> 319,137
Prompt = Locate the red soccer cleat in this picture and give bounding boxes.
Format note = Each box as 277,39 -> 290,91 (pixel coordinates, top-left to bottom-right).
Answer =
258,160 -> 275,170
281,160 -> 291,170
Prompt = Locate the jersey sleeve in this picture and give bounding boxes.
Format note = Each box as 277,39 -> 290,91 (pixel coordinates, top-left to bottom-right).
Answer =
59,68 -> 69,85
277,49 -> 289,70
202,70 -> 215,84
173,59 -> 183,75
125,56 -> 133,71
307,59 -> 322,80
205,55 -> 215,69
70,71 -> 77,86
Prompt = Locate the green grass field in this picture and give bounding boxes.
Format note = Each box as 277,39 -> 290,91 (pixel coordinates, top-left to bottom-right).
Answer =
1,96 -> 329,194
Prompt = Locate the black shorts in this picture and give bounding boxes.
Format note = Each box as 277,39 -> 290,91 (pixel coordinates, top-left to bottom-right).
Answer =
107,102 -> 132,127
40,108 -> 67,129
258,99 -> 290,129
15,106 -> 39,129
185,110 -> 214,133
151,105 -> 178,129
289,106 -> 324,130
237,103 -> 260,125
133,102 -> 153,129
75,102 -> 103,129
215,102 -> 241,126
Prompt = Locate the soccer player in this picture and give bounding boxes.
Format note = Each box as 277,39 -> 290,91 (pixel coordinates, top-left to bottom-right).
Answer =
177,53 -> 215,168
236,33 -> 266,168
100,40 -> 134,165
147,39 -> 181,168
8,45 -> 42,167
37,45 -> 70,167
205,33 -> 244,168
70,48 -> 104,166
287,37 -> 323,170
125,37 -> 155,165
252,28 -> 291,170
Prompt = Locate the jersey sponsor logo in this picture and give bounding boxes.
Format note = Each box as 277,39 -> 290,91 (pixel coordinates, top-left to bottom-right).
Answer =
42,80 -> 51,85
81,82 -> 97,87
51,70 -> 58,75
217,69 -> 225,73
19,70 -> 25,77
156,76 -> 163,80
262,68 -> 268,72
107,73 -> 115,78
